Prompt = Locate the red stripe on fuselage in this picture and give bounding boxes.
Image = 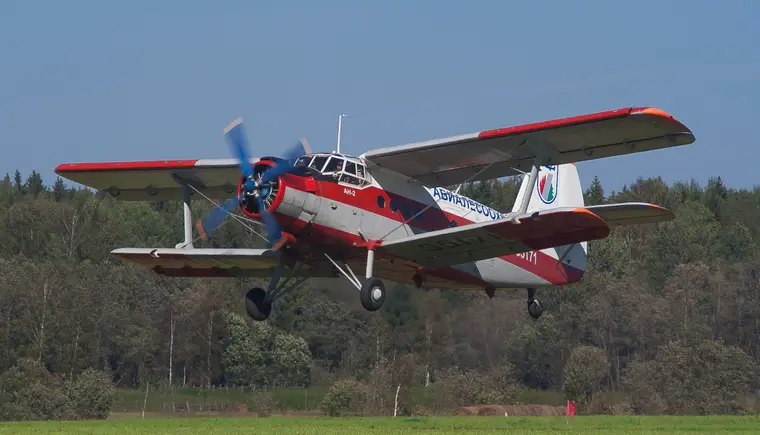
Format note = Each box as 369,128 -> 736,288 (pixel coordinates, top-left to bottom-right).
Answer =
277,177 -> 584,287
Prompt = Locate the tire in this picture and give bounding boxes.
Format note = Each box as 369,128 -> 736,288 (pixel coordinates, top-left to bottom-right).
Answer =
360,278 -> 385,312
245,287 -> 272,321
528,298 -> 543,319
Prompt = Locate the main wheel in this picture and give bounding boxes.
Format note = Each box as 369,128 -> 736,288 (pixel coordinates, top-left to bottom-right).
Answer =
360,278 -> 385,311
245,287 -> 272,321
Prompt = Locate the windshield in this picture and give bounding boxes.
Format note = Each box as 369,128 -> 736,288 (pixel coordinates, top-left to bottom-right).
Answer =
293,153 -> 370,186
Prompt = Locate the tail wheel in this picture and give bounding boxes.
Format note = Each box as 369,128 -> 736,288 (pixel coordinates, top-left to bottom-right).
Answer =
528,298 -> 543,319
527,287 -> 543,319
360,278 -> 385,311
245,287 -> 272,321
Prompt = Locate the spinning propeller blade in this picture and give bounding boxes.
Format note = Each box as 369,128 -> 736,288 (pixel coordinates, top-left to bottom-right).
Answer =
260,140 -> 311,184
255,195 -> 284,249
194,118 -> 310,249
196,197 -> 240,240
224,118 -> 254,183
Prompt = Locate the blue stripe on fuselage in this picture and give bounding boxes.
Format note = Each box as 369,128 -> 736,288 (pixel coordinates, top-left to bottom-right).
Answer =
429,187 -> 507,221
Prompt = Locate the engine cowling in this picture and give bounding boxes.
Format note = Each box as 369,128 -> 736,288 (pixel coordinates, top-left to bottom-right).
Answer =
237,159 -> 287,219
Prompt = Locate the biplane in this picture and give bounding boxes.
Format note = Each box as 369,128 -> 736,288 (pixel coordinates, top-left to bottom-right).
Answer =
55,106 -> 695,321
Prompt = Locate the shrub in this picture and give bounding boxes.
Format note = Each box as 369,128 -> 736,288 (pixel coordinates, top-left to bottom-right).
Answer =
66,368 -> 115,420
0,358 -> 71,421
247,390 -> 276,417
320,379 -> 368,417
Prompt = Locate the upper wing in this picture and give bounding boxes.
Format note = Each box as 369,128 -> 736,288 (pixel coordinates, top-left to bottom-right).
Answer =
378,207 -> 610,269
584,202 -> 674,227
361,107 -> 695,186
111,247 -> 332,277
55,158 -> 252,200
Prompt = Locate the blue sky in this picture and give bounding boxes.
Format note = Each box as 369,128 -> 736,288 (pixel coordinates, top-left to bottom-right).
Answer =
1,0 -> 758,193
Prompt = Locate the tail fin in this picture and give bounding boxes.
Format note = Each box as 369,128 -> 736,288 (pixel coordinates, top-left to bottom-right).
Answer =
512,163 -> 588,282
511,163 -> 585,213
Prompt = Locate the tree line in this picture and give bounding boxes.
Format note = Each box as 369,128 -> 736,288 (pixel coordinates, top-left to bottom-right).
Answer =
0,168 -> 758,418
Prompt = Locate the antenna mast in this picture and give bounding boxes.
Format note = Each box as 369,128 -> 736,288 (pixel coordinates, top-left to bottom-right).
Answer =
336,113 -> 347,153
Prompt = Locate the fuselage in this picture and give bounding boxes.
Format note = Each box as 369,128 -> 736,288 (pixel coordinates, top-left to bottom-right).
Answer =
248,153 -> 586,292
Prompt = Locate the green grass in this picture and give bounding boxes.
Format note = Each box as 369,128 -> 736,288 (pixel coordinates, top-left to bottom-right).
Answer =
0,416 -> 758,434
112,386 -> 565,413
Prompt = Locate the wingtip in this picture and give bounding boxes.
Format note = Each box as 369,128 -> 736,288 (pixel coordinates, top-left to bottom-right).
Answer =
630,106 -> 692,134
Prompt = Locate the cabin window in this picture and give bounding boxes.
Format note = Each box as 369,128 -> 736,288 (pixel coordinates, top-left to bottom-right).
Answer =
377,196 -> 385,208
340,173 -> 362,186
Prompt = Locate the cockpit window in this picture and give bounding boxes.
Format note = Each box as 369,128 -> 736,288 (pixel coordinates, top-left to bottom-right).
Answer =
323,156 -> 344,173
308,156 -> 328,172
295,156 -> 311,167
291,153 -> 371,187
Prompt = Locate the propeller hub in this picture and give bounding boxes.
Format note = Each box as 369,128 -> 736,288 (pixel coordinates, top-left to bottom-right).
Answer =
238,160 -> 283,218
196,117 -> 308,250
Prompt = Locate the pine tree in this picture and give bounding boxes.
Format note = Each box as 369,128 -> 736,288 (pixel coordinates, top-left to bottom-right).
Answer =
25,170 -> 45,197
53,177 -> 67,202
13,169 -> 23,195
584,176 -> 605,205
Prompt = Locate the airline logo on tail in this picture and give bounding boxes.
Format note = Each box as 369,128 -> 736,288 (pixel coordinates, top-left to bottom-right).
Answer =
537,165 -> 559,204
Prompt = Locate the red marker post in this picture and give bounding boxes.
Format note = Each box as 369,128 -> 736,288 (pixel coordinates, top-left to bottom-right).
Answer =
566,400 -> 576,424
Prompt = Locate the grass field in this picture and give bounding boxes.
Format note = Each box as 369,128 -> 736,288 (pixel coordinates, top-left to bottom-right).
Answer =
111,386 -> 570,413
0,416 -> 758,434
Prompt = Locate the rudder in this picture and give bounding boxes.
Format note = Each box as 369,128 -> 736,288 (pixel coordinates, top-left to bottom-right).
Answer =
511,163 -> 585,213
511,163 -> 589,281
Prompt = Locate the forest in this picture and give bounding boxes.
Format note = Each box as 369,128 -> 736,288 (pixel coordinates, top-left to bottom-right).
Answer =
0,167 -> 758,419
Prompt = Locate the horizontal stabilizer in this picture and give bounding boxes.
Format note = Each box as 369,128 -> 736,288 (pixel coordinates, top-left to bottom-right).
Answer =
378,208 -> 610,269
584,202 -> 674,227
111,248 -> 328,278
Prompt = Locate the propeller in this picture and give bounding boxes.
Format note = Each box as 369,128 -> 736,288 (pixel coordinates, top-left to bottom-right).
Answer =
195,118 -> 310,249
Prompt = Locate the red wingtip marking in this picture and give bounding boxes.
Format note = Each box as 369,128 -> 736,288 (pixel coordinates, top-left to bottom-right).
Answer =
630,107 -> 690,131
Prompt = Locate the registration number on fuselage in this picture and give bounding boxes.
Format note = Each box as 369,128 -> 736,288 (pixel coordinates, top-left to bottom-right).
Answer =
516,250 -> 537,264
343,188 -> 356,196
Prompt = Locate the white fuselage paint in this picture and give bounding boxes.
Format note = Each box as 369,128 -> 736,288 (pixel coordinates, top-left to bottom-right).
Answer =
273,163 -> 587,291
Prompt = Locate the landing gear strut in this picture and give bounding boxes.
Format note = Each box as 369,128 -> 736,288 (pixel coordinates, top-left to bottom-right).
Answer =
245,258 -> 307,321
527,287 -> 543,319
325,247 -> 386,312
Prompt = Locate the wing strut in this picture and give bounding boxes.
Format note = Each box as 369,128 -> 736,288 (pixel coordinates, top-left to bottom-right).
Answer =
167,174 -> 198,249
517,143 -> 555,214
179,182 -> 194,248
517,164 -> 539,214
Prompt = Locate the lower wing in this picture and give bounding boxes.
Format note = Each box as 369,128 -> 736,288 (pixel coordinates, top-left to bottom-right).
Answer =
377,202 -> 674,269
378,208 -> 611,269
111,248 -> 330,277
